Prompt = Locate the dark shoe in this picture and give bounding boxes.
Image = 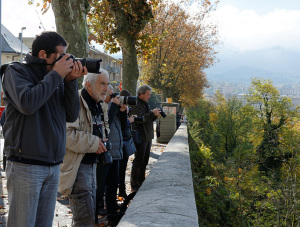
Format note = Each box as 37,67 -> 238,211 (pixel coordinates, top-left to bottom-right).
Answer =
98,206 -> 107,216
107,212 -> 123,227
118,190 -> 127,199
131,187 -> 139,193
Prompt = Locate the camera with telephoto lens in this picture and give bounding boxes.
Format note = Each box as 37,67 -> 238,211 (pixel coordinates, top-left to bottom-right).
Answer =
128,107 -> 144,122
55,54 -> 102,73
159,108 -> 167,118
110,93 -> 137,105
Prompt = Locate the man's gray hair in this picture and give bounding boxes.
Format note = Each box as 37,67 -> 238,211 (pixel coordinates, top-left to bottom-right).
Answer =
137,85 -> 152,96
108,85 -> 113,91
82,69 -> 109,88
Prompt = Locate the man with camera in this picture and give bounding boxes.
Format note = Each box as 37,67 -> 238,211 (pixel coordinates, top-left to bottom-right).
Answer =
58,70 -> 110,226
95,85 -> 128,225
131,85 -> 161,192
1,31 -> 87,227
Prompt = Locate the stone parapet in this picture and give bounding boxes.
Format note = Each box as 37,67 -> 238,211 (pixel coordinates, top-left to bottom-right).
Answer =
118,124 -> 198,227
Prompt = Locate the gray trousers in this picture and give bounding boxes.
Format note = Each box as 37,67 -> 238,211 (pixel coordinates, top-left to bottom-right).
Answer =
69,163 -> 97,227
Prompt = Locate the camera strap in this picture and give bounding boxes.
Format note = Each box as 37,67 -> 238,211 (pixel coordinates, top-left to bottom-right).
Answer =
100,107 -> 109,139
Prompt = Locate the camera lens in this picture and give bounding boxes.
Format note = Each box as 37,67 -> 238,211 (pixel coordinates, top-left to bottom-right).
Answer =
120,96 -> 137,105
54,54 -> 102,73
75,58 -> 102,73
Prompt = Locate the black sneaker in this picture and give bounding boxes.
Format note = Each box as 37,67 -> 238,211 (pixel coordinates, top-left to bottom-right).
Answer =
118,191 -> 127,199
98,207 -> 107,216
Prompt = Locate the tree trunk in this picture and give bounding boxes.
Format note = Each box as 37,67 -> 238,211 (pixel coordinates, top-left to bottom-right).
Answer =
52,0 -> 90,88
107,0 -> 153,95
120,38 -> 139,95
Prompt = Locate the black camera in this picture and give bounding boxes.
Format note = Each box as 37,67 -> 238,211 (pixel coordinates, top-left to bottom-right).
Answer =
134,116 -> 144,122
99,141 -> 113,165
103,141 -> 112,150
159,108 -> 167,118
55,54 -> 102,73
110,93 -> 137,105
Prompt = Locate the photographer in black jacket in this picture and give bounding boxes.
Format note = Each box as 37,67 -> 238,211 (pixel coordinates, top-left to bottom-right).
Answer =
2,31 -> 87,227
130,85 -> 161,192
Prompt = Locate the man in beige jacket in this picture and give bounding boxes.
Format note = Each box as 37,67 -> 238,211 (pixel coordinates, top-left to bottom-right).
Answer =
58,69 -> 110,226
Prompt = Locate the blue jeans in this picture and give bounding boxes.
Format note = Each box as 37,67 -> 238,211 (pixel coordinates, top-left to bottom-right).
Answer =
69,163 -> 96,227
6,161 -> 60,227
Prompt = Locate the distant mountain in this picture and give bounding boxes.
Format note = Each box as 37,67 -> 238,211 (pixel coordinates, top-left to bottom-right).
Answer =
205,47 -> 300,85
206,65 -> 300,85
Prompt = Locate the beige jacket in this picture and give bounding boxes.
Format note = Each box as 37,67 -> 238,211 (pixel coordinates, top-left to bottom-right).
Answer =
58,90 -> 101,195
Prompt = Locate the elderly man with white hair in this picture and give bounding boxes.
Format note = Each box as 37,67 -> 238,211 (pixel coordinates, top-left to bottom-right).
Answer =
58,69 -> 110,226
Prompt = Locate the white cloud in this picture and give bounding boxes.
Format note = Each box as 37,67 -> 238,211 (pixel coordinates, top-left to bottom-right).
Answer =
212,5 -> 300,51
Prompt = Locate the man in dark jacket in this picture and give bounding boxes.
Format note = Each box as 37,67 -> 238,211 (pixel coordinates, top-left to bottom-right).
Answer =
131,85 -> 161,192
95,85 -> 128,225
2,31 -> 87,227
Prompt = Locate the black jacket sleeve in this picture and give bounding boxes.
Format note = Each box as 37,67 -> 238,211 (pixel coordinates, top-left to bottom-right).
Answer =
63,79 -> 80,123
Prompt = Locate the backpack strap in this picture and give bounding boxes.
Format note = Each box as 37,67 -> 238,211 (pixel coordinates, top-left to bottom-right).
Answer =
0,62 -> 30,85
0,63 -> 10,84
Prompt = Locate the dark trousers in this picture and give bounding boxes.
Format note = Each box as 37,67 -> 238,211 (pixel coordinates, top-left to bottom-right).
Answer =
95,160 -> 119,222
105,160 -> 119,218
95,163 -> 109,222
130,140 -> 152,191
119,149 -> 129,195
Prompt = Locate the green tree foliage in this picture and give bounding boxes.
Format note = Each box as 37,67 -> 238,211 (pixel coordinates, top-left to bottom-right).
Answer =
245,78 -> 295,179
187,78 -> 300,226
139,0 -> 219,107
210,92 -> 254,163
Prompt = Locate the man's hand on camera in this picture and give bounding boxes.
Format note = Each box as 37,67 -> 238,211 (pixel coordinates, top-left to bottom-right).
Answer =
152,108 -> 161,117
97,139 -> 107,154
53,54 -> 74,78
65,60 -> 88,82
111,95 -> 121,105
128,115 -> 135,123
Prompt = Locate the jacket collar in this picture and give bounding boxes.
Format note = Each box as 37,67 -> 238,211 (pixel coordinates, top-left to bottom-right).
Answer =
24,53 -> 48,80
